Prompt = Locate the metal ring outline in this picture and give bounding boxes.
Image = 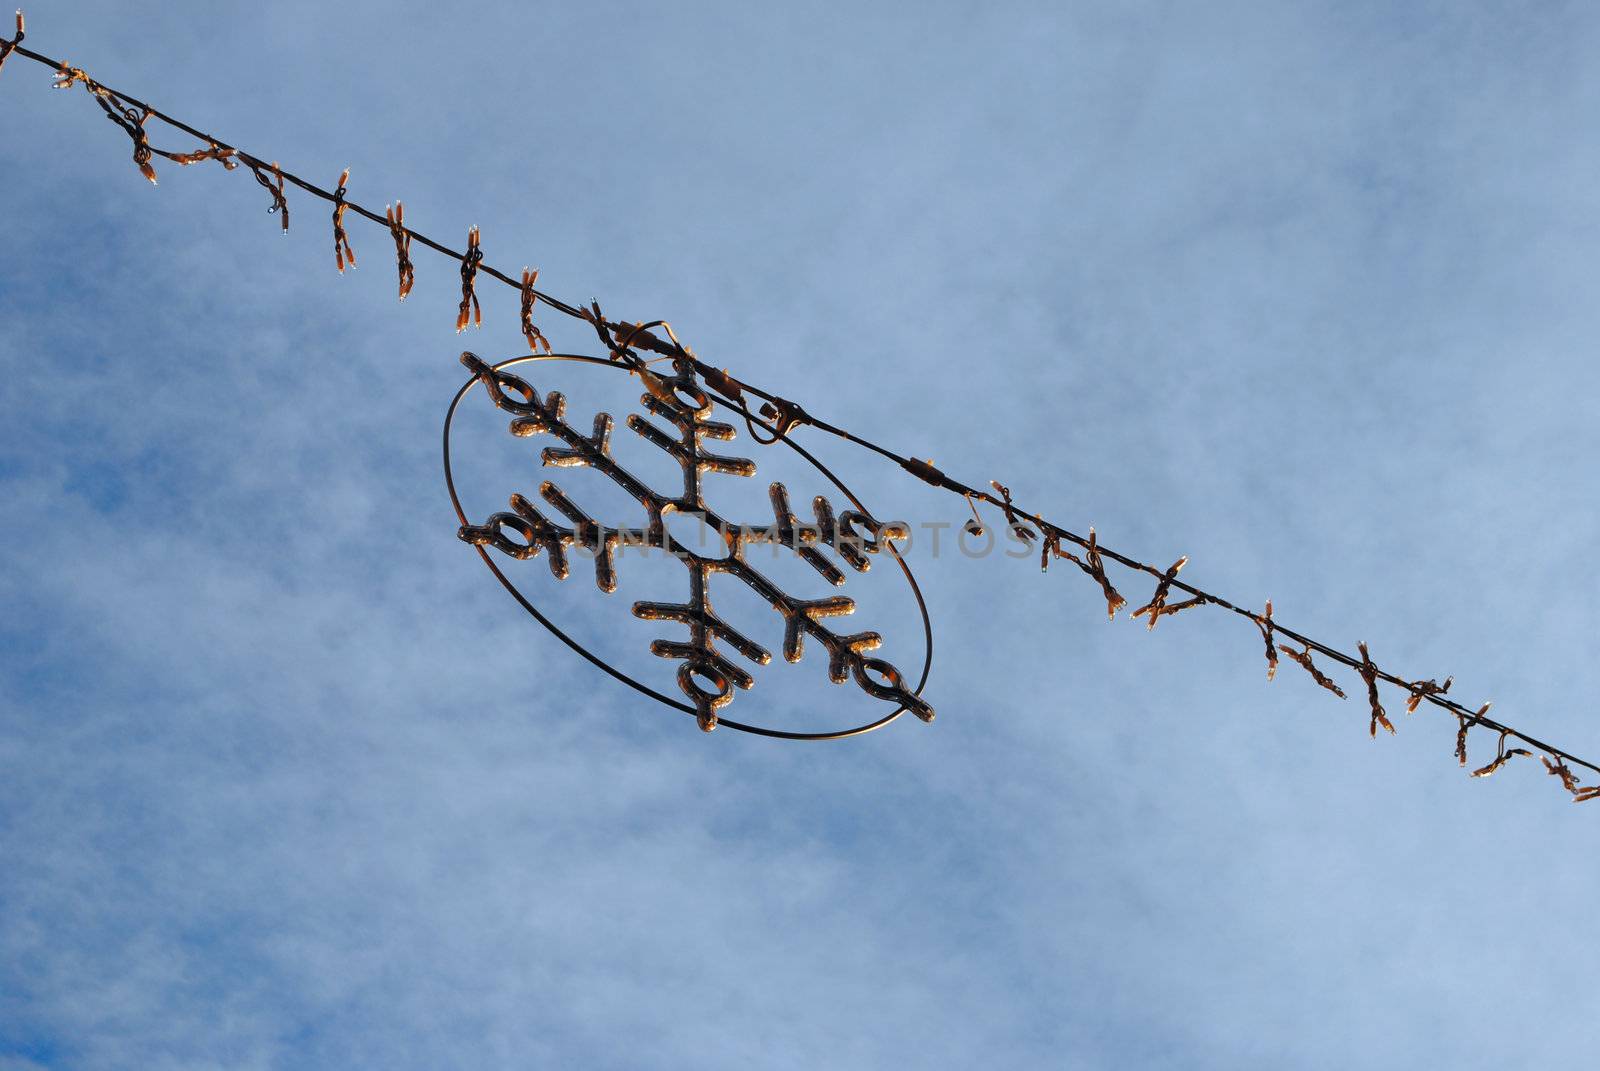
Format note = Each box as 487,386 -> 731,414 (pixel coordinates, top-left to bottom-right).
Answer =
442,352 -> 935,740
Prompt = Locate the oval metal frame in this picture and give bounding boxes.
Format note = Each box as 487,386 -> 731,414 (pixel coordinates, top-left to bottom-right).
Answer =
442,352 -> 935,740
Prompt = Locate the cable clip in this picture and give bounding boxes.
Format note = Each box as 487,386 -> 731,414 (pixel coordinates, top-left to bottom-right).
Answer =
385,202 -> 414,300
456,225 -> 482,332
1470,729 -> 1532,779
1132,557 -> 1204,630
1041,527 -> 1126,620
900,456 -> 958,493
1543,753 -> 1581,794
1454,703 -> 1489,766
587,307 -> 682,407
94,95 -> 157,183
989,481 -> 1037,544
248,159 -> 288,232
698,365 -> 743,404
1538,748 -> 1600,801
164,138 -> 237,170
611,319 -> 657,362
519,268 -> 551,353
1403,674 -> 1452,715
757,396 -> 811,441
1255,601 -> 1278,680
1355,642 -> 1394,736
331,168 -> 356,273
584,301 -> 628,361
0,11 -> 23,78
1282,642 -> 1347,699
52,60 -> 94,92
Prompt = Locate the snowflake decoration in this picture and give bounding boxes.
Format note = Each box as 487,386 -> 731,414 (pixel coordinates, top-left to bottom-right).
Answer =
455,352 -> 934,731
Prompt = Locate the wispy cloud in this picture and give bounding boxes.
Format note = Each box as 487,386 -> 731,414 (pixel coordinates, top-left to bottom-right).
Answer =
3,2 -> 1599,1068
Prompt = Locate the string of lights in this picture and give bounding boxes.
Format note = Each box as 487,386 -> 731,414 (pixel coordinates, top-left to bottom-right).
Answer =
4,13 -> 1593,799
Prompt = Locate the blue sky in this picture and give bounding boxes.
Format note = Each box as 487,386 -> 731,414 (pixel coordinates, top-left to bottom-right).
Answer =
3,2 -> 1598,1067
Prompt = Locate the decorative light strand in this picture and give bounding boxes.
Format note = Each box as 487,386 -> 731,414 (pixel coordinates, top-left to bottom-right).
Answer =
5,23 -> 1594,801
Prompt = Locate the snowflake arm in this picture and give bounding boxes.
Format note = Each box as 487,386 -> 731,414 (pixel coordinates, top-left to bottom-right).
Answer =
456,351 -> 933,731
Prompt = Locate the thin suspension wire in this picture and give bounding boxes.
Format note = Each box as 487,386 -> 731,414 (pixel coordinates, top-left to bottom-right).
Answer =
4,40 -> 591,320
4,30 -> 1593,785
723,393 -> 1600,777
